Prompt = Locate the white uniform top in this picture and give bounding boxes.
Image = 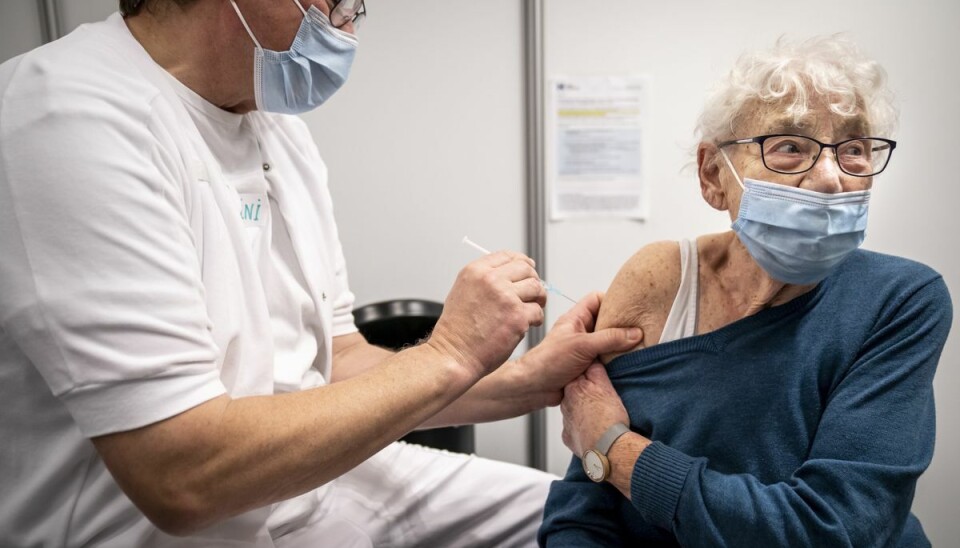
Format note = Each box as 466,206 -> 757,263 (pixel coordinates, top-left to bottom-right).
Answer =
0,12 -> 357,546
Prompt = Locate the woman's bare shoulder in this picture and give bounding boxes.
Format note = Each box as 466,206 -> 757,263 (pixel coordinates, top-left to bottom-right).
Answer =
597,240 -> 683,360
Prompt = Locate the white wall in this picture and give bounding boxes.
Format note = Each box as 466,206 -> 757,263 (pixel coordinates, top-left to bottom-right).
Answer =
0,1 -> 118,62
0,1 -> 44,61
304,0 -> 532,465
542,0 -> 960,545
58,0 -> 120,33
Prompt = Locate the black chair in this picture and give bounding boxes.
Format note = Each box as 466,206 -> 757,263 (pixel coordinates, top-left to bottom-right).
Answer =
353,299 -> 475,454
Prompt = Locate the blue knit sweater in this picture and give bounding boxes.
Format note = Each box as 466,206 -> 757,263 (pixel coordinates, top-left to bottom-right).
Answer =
539,250 -> 952,547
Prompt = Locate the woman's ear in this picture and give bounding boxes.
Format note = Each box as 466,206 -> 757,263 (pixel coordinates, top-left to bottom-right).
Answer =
698,143 -> 730,211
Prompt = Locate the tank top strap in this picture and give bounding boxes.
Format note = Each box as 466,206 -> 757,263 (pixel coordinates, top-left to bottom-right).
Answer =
658,238 -> 699,344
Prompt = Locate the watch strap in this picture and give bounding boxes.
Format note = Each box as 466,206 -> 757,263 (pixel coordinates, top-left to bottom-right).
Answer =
595,422 -> 630,455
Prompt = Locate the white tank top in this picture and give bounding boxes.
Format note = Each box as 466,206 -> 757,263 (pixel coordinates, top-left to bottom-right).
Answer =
658,239 -> 699,344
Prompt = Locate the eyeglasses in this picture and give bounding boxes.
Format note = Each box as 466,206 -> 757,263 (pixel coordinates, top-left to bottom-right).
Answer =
717,134 -> 897,177
328,0 -> 366,27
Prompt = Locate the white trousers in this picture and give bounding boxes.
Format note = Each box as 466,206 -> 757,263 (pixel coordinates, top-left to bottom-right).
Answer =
270,442 -> 556,548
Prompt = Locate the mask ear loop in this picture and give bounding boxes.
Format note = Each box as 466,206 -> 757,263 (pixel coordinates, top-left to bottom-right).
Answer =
229,0 -> 266,110
289,0 -> 309,17
229,0 -> 263,50
719,148 -> 746,190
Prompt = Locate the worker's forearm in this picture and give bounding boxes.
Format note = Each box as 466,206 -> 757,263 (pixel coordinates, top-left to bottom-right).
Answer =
94,343 -> 474,536
329,334 -> 395,383
336,353 -> 542,429
420,360 -> 552,428
331,336 -> 549,429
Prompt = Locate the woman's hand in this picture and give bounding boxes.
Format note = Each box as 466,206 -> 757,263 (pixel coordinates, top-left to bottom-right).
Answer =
560,362 -> 631,458
516,292 -> 642,408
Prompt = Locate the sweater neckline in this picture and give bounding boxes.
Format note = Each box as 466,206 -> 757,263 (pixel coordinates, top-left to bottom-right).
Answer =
606,276 -> 829,376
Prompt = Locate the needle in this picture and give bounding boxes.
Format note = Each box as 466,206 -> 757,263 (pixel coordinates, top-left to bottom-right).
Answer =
461,236 -> 577,304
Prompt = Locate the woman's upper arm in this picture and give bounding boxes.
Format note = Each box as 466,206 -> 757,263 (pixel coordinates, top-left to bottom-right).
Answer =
597,241 -> 682,363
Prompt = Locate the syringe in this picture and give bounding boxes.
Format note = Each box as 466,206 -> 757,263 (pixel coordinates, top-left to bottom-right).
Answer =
461,236 -> 577,304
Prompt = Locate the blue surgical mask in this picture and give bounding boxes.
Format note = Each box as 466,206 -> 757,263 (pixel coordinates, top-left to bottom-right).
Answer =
720,151 -> 870,285
230,0 -> 358,114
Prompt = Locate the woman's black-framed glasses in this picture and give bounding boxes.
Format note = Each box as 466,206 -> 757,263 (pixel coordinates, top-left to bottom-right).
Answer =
329,0 -> 366,27
717,134 -> 897,177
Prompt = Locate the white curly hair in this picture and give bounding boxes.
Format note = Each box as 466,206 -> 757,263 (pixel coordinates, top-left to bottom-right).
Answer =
696,35 -> 898,144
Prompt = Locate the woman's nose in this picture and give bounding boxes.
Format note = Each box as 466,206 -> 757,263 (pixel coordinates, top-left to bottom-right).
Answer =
800,150 -> 844,193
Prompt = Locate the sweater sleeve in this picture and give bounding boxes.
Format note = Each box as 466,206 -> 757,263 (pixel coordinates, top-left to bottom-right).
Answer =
539,457 -> 636,547
630,277 -> 951,547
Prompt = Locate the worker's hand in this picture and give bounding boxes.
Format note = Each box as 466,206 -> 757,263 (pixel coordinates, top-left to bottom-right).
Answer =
516,292 -> 642,407
428,250 -> 547,380
561,362 -> 630,458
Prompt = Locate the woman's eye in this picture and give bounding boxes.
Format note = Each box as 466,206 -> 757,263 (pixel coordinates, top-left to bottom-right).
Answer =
773,142 -> 802,154
842,143 -> 866,156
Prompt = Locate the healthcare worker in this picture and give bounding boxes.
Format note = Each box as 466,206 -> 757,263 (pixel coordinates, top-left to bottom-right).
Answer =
0,1 -> 643,546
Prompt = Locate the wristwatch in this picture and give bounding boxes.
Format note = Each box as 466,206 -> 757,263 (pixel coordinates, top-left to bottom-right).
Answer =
581,422 -> 630,483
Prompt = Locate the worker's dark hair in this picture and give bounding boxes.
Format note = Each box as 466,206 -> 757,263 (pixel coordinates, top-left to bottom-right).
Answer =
119,0 -> 198,17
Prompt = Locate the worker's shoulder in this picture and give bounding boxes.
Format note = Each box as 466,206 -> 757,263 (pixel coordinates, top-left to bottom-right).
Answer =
1,19 -> 164,131
598,240 -> 682,328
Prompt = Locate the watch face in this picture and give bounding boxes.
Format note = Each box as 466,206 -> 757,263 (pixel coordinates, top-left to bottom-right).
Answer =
582,450 -> 605,482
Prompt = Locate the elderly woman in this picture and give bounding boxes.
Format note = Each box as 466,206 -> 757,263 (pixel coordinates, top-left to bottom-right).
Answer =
539,36 -> 951,547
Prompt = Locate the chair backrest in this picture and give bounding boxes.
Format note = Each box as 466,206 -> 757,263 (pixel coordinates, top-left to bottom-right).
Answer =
353,299 -> 443,351
353,299 -> 475,454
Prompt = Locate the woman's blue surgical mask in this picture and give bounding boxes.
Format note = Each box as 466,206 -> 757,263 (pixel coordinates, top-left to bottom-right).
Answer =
230,0 -> 358,114
720,150 -> 870,285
